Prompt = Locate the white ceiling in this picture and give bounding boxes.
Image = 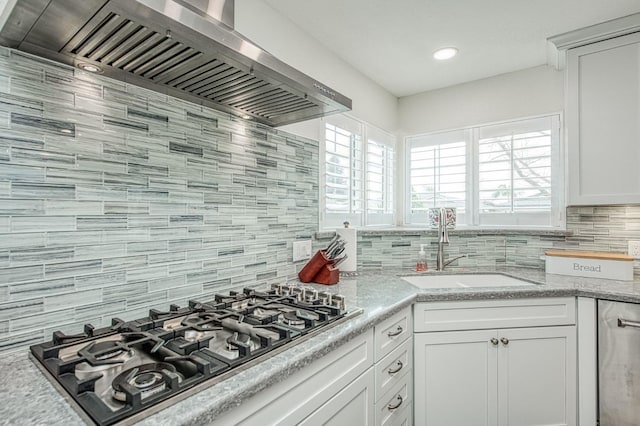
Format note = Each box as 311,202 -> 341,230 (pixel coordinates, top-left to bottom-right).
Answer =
264,0 -> 640,97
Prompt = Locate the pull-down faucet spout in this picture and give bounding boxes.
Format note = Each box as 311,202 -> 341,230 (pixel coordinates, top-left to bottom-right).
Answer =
436,207 -> 448,271
435,207 -> 465,271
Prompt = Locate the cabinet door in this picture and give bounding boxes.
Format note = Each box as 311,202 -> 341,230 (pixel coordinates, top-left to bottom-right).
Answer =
567,32 -> 640,205
497,326 -> 576,426
414,330 -> 498,426
300,367 -> 375,426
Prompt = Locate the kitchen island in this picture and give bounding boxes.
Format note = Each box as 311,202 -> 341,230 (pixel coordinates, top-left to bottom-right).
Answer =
2,266 -> 640,425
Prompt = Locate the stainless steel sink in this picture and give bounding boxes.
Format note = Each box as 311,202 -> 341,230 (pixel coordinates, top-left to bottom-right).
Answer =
400,273 -> 537,289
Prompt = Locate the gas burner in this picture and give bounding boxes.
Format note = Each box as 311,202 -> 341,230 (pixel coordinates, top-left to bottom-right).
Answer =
181,316 -> 204,327
251,307 -> 281,321
279,308 -> 319,328
181,315 -> 219,329
226,332 -> 252,351
112,363 -> 181,402
252,307 -> 276,317
282,311 -> 305,326
183,329 -> 206,343
132,371 -> 162,389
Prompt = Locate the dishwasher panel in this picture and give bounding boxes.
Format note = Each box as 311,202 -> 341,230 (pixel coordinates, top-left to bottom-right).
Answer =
598,299 -> 640,426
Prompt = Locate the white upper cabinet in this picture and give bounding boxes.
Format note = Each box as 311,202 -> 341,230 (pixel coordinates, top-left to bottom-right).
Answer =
566,32 -> 640,205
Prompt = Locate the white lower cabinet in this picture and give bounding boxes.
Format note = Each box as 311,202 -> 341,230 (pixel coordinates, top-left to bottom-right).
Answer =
300,367 -> 376,425
213,306 -> 415,426
498,327 -> 576,426
415,329 -> 498,426
213,329 -> 374,425
414,299 -> 577,426
374,307 -> 414,426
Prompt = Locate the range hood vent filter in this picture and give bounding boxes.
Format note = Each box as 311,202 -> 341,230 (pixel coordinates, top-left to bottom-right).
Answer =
0,0 -> 351,127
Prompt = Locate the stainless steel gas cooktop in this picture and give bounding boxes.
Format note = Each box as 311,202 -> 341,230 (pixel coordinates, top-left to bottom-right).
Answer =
30,284 -> 361,425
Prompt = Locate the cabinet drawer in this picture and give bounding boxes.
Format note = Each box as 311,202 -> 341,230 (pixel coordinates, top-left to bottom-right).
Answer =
375,337 -> 412,399
414,297 -> 576,332
375,306 -> 412,361
381,402 -> 412,426
215,329 -> 374,425
299,368 -> 375,426
375,372 -> 412,426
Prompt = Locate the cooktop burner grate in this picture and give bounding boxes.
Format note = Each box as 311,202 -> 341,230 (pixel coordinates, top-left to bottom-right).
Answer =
29,284 -> 358,426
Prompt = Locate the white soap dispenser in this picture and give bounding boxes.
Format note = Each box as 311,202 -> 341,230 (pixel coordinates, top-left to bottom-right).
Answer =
416,244 -> 428,272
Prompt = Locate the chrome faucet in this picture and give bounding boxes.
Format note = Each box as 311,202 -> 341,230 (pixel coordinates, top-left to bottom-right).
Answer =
435,207 -> 466,271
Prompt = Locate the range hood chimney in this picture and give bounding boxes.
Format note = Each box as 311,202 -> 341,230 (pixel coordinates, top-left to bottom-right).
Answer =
0,0 -> 351,127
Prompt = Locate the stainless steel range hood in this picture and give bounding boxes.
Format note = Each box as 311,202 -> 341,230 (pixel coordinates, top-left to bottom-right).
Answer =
0,0 -> 351,127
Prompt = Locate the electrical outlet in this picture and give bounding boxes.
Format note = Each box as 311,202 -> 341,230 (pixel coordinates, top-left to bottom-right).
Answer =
293,240 -> 312,262
629,240 -> 640,258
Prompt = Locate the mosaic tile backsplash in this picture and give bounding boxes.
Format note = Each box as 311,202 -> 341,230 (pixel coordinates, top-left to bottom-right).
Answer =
0,49 -> 318,353
0,48 -> 638,355
355,206 -> 640,274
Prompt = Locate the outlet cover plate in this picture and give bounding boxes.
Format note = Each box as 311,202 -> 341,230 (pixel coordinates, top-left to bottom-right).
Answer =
293,240 -> 312,262
629,241 -> 640,258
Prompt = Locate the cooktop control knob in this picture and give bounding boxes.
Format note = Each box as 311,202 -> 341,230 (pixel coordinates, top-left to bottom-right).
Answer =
291,287 -> 304,301
332,295 -> 346,310
304,289 -> 318,302
318,291 -> 332,306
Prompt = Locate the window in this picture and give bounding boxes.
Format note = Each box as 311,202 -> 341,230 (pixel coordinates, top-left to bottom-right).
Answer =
408,129 -> 470,224
321,116 -> 396,229
406,115 -> 563,228
324,118 -> 363,225
366,126 -> 395,225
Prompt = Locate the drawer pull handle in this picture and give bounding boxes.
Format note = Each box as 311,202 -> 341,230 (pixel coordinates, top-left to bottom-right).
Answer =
500,337 -> 509,345
618,318 -> 640,329
490,338 -> 499,346
387,326 -> 403,337
388,360 -> 404,374
387,395 -> 403,411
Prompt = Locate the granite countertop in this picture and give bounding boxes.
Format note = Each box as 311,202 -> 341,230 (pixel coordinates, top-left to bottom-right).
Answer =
3,267 -> 640,425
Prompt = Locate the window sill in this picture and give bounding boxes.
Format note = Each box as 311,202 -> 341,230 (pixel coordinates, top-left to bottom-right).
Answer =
315,227 -> 572,240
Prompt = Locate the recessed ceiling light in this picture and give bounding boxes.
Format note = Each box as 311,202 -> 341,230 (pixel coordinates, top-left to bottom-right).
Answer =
433,47 -> 458,61
77,63 -> 103,73
241,114 -> 252,120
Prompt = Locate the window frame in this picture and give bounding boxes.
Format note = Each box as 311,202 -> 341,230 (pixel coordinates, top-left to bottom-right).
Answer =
404,113 -> 565,230
319,115 -> 397,230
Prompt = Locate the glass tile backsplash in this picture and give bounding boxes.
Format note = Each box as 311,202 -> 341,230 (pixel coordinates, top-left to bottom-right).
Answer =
355,207 -> 640,273
0,48 -> 638,354
0,48 -> 318,353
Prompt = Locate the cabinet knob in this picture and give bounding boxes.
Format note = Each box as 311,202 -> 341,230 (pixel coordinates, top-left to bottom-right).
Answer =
500,337 -> 509,345
387,326 -> 403,337
490,338 -> 499,346
388,360 -> 404,374
387,395 -> 403,411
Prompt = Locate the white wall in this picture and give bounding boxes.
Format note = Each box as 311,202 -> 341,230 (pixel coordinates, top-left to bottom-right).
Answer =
235,0 -> 398,137
398,65 -> 564,135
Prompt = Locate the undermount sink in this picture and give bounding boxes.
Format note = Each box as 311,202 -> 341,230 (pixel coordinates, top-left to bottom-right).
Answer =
401,273 -> 537,289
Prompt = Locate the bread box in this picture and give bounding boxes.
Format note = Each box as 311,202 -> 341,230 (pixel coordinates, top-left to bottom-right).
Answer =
545,249 -> 634,281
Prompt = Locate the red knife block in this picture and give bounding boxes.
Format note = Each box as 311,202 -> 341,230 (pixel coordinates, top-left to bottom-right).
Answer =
298,250 -> 340,285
